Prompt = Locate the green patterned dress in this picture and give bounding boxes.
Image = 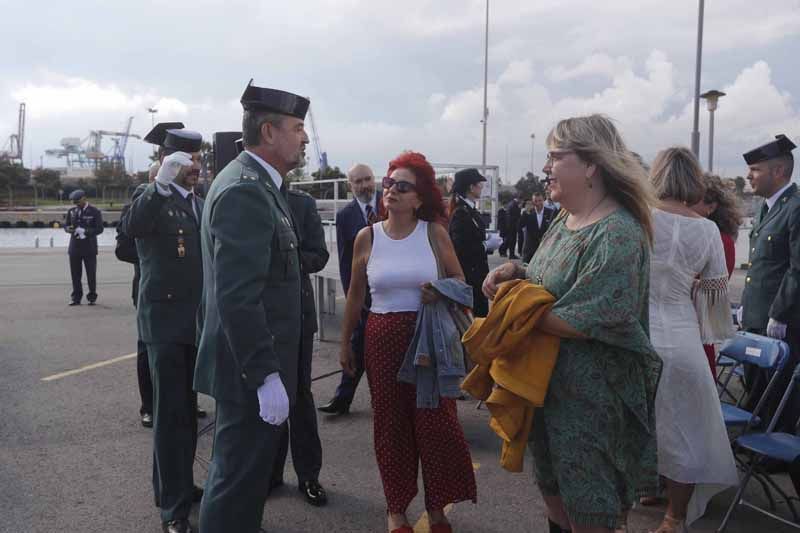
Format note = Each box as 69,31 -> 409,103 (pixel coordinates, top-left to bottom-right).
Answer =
526,208 -> 662,529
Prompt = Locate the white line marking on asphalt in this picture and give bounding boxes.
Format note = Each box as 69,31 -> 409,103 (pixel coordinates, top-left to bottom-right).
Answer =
41,352 -> 137,382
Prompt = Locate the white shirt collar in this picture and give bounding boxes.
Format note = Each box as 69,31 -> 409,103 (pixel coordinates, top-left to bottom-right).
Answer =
766,182 -> 793,211
171,182 -> 192,199
458,194 -> 476,209
245,150 -> 283,190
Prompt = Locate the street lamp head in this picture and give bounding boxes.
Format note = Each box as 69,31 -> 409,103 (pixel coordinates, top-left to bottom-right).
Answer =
700,90 -> 726,111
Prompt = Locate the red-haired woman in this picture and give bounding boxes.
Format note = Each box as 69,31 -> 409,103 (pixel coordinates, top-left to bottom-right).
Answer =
339,151 -> 477,533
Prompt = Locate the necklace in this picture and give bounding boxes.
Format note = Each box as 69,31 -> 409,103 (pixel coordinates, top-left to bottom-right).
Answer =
567,194 -> 608,230
532,195 -> 607,285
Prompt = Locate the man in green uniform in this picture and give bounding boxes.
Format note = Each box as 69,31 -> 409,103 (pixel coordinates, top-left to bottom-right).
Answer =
740,134 -> 800,431
125,125 -> 205,533
195,81 -> 308,533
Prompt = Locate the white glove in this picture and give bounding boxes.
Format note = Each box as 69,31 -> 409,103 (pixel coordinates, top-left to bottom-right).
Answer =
484,233 -> 502,252
155,151 -> 193,188
766,318 -> 788,340
74,227 -> 86,236
736,306 -> 743,326
256,372 -> 289,425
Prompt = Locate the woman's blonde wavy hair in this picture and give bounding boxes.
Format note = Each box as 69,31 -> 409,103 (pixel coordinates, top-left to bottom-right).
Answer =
546,114 -> 655,244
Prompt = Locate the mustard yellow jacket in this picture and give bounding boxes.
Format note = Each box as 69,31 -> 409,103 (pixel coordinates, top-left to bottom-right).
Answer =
461,280 -> 559,472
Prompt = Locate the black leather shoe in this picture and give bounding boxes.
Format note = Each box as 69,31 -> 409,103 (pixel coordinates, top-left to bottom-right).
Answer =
299,479 -> 328,506
317,396 -> 350,415
192,485 -> 203,503
196,408 -> 207,419
162,519 -> 194,533
68,301 -> 81,306
87,301 -> 96,306
266,477 -> 284,497
141,413 -> 153,428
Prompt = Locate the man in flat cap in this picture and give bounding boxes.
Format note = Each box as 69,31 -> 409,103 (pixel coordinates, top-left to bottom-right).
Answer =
195,81 -> 308,532
125,123 -> 205,533
740,134 -> 800,431
64,189 -> 104,305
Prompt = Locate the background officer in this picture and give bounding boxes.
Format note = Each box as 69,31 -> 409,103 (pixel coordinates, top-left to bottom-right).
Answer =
271,184 -> 330,506
195,81 -> 308,533
740,134 -> 800,431
64,189 -> 103,305
125,126 -> 205,533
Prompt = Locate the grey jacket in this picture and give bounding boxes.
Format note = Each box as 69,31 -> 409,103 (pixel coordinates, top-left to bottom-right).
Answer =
397,278 -> 474,408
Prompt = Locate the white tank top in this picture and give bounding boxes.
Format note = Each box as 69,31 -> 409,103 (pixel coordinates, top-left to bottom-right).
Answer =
367,220 -> 439,314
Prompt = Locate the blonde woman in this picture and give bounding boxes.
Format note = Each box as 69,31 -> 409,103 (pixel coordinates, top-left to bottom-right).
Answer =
648,148 -> 737,532
484,115 -> 661,533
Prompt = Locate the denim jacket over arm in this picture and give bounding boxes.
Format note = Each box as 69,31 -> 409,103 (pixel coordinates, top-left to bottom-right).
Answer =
397,278 -> 474,408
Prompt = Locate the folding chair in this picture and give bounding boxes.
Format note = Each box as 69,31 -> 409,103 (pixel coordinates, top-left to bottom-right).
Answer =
717,360 -> 800,533
716,332 -> 789,430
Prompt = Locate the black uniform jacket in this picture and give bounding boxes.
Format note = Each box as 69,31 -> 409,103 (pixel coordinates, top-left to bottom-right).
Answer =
194,152 -> 302,405
65,204 -> 104,256
286,189 -> 329,335
125,182 -> 204,346
448,196 -> 490,293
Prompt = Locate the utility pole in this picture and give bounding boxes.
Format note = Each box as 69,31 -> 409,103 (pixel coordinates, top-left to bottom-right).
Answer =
481,0 -> 489,171
690,0 -> 705,157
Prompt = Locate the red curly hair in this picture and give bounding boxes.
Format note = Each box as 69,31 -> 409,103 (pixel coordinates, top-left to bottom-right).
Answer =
385,151 -> 447,225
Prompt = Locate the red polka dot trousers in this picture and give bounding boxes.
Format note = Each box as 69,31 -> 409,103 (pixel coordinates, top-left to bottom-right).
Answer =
364,311 -> 477,513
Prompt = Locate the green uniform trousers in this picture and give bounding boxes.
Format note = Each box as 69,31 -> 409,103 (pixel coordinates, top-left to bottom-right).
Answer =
148,343 -> 198,522
199,393 -> 285,533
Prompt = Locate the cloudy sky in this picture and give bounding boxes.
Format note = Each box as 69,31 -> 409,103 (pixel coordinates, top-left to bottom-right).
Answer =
2,0 -> 799,182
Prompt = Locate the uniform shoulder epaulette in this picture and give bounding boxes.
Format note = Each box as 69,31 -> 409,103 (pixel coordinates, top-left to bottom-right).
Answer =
287,188 -> 311,198
238,167 -> 260,183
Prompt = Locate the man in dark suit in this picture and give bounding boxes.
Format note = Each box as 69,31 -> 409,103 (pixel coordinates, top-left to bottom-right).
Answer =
270,187 -> 329,505
195,82 -> 307,533
497,204 -> 508,256
504,197 -> 521,259
317,163 -> 380,416
519,191 -> 555,263
740,134 -> 800,432
64,189 -> 103,305
125,125 -> 205,533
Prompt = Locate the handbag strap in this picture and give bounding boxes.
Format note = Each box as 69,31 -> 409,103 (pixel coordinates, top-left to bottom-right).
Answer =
427,221 -> 445,280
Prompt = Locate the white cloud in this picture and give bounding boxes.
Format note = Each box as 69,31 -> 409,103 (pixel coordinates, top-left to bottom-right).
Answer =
547,54 -> 632,82
498,60 -> 534,86
10,74 -> 188,120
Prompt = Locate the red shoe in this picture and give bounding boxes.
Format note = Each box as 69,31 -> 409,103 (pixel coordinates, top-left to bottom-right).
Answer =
390,527 -> 413,533
431,523 -> 453,533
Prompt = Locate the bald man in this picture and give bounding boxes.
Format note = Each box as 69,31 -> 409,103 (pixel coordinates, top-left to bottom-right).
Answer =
318,164 -> 382,415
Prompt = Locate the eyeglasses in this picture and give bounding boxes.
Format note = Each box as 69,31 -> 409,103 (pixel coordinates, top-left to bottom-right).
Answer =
382,176 -> 417,193
544,149 -> 576,165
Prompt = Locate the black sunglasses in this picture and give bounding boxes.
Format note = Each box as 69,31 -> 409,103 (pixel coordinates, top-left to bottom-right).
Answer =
382,176 -> 417,193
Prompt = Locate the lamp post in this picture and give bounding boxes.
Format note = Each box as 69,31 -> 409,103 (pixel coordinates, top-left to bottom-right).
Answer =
147,107 -> 158,128
480,0 -> 489,170
699,89 -> 725,172
529,133 -> 536,173
690,0 -> 705,157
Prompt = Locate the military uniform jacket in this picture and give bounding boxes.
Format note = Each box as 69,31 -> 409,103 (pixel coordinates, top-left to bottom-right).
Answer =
194,152 -> 302,405
741,183 -> 800,330
286,189 -> 329,336
64,204 -> 104,256
125,182 -> 204,346
448,197 -> 490,293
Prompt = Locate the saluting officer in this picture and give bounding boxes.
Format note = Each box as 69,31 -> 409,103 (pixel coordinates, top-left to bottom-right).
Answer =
740,134 -> 800,430
125,125 -> 205,533
195,82 -> 308,533
64,189 -> 104,305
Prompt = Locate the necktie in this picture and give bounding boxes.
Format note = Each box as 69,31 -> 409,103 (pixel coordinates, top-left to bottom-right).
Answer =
365,204 -> 377,224
185,193 -> 197,221
760,202 -> 769,222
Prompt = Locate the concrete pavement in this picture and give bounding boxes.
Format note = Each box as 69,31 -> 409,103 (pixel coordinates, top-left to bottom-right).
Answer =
0,248 -> 789,532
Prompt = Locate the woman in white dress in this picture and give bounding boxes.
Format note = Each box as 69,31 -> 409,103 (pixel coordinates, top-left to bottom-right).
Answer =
648,147 -> 738,532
